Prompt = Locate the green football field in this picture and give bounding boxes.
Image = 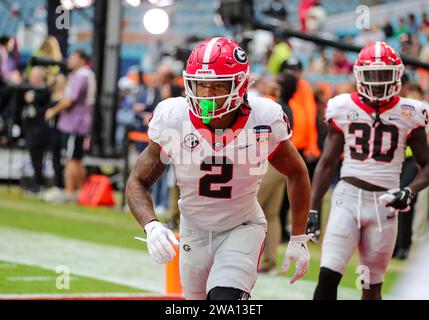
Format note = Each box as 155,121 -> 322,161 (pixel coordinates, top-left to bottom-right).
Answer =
0,185 -> 406,299
0,261 -> 144,295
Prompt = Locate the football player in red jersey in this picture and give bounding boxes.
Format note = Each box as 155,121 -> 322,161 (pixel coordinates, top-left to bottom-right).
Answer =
126,38 -> 313,299
309,41 -> 429,300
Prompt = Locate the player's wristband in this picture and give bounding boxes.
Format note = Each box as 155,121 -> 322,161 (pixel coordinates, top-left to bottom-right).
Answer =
290,234 -> 313,242
143,219 -> 160,234
404,187 -> 415,199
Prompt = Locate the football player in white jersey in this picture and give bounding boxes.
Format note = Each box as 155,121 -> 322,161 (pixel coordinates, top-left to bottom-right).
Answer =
309,41 -> 429,300
126,37 -> 314,300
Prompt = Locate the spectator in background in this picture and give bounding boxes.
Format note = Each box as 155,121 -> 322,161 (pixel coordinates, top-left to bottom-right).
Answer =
158,64 -> 183,100
408,34 -> 421,59
263,0 -> 288,22
133,73 -> 161,152
115,66 -> 146,149
278,58 -> 320,242
0,36 -> 20,82
306,0 -> 326,34
115,74 -> 139,148
407,13 -> 420,36
0,36 -> 11,121
44,49 -> 96,203
41,38 -> 67,200
21,67 -> 52,193
298,0 -> 314,32
398,32 -> 420,59
308,46 -> 329,74
41,69 -> 66,202
381,17 -> 394,39
248,75 -> 275,99
276,73 -> 296,121
395,17 -> 410,40
331,51 -> 353,75
354,25 -> 385,47
400,73 -> 410,97
418,39 -> 429,93
1,36 -> 20,115
251,75 -> 281,101
267,34 -> 292,74
421,13 -> 429,35
314,87 -> 329,151
25,36 -> 63,83
280,58 -> 320,163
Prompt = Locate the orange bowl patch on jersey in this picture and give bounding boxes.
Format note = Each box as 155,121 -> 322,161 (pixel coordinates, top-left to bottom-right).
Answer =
253,125 -> 272,143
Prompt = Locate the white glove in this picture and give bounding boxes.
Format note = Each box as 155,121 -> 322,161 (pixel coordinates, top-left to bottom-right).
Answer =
282,234 -> 313,284
144,221 -> 179,264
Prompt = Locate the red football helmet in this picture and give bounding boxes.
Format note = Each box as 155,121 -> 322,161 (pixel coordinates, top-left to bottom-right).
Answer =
183,37 -> 250,120
354,41 -> 404,102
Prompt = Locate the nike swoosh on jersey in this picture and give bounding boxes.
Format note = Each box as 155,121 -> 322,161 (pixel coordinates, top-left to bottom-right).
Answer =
238,144 -> 252,150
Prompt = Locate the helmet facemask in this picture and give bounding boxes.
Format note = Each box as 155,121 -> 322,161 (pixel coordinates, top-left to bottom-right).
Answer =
183,69 -> 249,124
354,64 -> 404,103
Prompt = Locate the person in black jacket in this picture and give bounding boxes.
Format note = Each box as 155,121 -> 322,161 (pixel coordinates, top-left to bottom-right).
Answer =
21,67 -> 55,192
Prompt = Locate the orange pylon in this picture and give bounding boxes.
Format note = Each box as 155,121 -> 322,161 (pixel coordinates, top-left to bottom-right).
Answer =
165,233 -> 183,295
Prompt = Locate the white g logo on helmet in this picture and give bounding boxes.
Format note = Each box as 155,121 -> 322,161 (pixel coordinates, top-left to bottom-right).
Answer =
233,47 -> 247,64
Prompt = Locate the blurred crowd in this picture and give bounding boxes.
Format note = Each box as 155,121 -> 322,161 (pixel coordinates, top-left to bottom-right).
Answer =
0,35 -> 95,204
263,0 -> 429,102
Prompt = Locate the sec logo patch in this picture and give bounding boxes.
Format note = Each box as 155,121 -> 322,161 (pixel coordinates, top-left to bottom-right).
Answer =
347,111 -> 359,121
181,133 -> 200,151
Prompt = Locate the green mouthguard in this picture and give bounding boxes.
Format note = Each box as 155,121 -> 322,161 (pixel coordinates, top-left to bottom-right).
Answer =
200,100 -> 218,124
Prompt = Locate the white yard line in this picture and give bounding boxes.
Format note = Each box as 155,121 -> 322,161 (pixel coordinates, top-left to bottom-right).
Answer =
0,226 -> 361,299
0,226 -> 165,293
7,276 -> 78,282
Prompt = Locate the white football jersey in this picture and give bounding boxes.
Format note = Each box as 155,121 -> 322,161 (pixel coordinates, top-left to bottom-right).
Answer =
148,96 -> 291,231
326,93 -> 428,189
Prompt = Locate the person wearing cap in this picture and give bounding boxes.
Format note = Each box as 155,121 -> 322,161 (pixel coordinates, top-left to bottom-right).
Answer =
278,57 -> 321,242
267,35 -> 293,75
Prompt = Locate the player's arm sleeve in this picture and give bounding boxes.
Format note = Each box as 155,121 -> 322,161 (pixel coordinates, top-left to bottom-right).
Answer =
324,97 -> 343,133
407,102 -> 429,138
147,101 -> 173,156
274,107 -> 293,143
268,103 -> 293,159
417,103 -> 429,128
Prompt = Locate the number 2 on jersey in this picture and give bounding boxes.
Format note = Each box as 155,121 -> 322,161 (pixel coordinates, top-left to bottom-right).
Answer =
349,123 -> 399,162
199,156 -> 233,198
